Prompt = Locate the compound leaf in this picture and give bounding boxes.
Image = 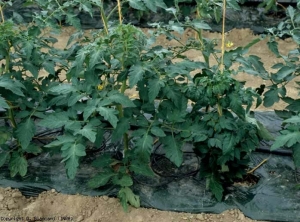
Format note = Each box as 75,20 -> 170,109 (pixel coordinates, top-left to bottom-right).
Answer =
83,105 -> 96,121
150,126 -> 166,137
9,152 -> 28,177
271,131 -> 300,150
263,88 -> 280,107
129,159 -> 155,177
136,134 -> 153,160
0,76 -> 25,96
97,107 -> 118,128
208,176 -> 224,201
128,0 -> 146,11
118,187 -> 140,212
75,123 -> 97,142
129,64 -> 145,88
61,143 -> 86,179
49,84 -> 77,94
112,175 -> 133,186
292,143 -> 300,167
161,135 -> 183,167
39,112 -> 69,129
0,151 -> 10,168
91,153 -> 113,168
88,172 -> 115,188
111,118 -> 130,142
109,93 -> 136,107
0,96 -> 9,109
148,78 -> 164,101
15,118 -> 35,150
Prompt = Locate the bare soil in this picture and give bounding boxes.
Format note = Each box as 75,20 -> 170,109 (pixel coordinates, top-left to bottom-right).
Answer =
1,28 -> 298,222
0,187 -> 263,222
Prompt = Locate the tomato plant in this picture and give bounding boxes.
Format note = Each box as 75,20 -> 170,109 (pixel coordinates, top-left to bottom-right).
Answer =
0,0 -> 278,210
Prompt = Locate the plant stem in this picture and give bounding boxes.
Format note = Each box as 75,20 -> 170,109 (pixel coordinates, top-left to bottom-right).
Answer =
7,102 -> 17,128
5,50 -> 10,73
0,3 -> 10,74
117,0 -> 123,25
99,2 -> 109,35
116,0 -> 129,152
0,4 -> 4,23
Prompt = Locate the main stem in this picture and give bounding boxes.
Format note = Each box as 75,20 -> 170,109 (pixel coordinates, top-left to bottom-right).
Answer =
116,0 -> 129,152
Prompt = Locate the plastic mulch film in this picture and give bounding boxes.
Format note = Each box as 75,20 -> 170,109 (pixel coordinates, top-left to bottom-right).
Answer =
4,1 -> 285,33
0,111 -> 300,222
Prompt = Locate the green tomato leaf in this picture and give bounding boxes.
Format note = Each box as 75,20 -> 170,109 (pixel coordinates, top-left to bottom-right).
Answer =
83,105 -> 96,121
44,135 -> 76,148
88,172 -> 115,188
24,144 -> 42,155
143,0 -> 157,12
91,153 -> 113,168
129,159 -> 155,177
89,50 -> 102,68
283,115 -> 300,124
263,88 -> 280,107
111,118 -> 130,142
97,107 -> 119,128
227,0 -> 241,10
274,66 -> 295,81
0,96 -> 9,109
61,143 -> 86,179
129,64 -> 145,88
128,0 -> 146,11
0,151 -> 10,168
0,76 -> 25,96
271,130 -> 300,150
287,5 -> 295,20
109,93 -> 136,107
148,78 -> 164,101
208,176 -> 224,202
161,135 -> 183,167
39,112 -> 69,129
292,143 -> 300,167
267,40 -> 280,57
43,61 -> 56,75
94,127 -> 104,148
112,175 -> 133,186
24,61 -> 39,78
15,118 -> 36,150
68,93 -> 84,106
49,84 -> 77,95
150,126 -> 166,137
222,133 -> 237,154
286,99 -> 300,112
191,20 -> 211,30
118,187 -> 140,212
136,134 -> 153,160
155,0 -> 167,9
66,13 -> 81,29
256,121 -> 274,141
75,123 -> 97,142
9,152 -> 28,177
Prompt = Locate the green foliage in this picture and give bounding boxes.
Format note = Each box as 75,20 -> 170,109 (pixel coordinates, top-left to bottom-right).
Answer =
257,4 -> 300,168
0,0 -> 283,209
